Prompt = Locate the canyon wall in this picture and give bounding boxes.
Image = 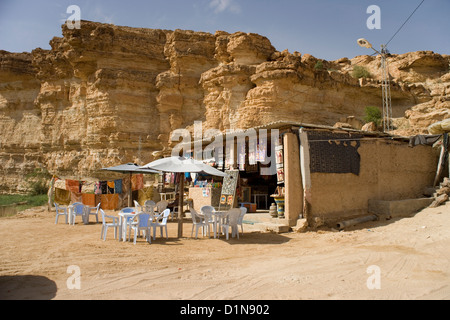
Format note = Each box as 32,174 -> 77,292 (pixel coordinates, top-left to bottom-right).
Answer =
0,21 -> 449,193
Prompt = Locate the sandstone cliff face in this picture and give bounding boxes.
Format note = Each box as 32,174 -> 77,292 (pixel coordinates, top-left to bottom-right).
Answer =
342,51 -> 450,136
0,51 -> 42,192
0,21 -> 449,193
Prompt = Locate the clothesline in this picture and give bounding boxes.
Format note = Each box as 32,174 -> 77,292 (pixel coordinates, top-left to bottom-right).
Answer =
56,174 -> 145,195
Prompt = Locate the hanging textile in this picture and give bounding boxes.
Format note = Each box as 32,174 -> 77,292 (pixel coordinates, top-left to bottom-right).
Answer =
55,188 -> 71,205
81,193 -> 96,206
101,194 -> 119,210
114,179 -> 123,194
256,136 -> 267,162
248,138 -> 257,165
138,187 -> 154,206
131,174 -> 144,191
122,175 -> 130,195
217,148 -> 224,170
70,192 -> 82,204
95,194 -> 101,207
277,167 -> 285,184
409,134 -> 442,148
307,131 -> 363,176
94,182 -> 102,195
107,181 -> 115,194
65,180 -> 80,193
275,144 -> 284,184
80,182 -> 95,194
99,181 -> 108,194
118,193 -> 129,208
238,143 -> 246,171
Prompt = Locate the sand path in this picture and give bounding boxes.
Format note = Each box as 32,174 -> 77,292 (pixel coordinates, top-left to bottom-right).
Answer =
0,203 -> 449,300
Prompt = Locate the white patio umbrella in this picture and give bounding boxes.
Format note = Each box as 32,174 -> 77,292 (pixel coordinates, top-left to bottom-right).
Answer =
140,156 -> 227,238
101,163 -> 159,207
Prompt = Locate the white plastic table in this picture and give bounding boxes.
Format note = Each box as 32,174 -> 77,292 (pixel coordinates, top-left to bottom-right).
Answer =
209,211 -> 228,239
82,206 -> 93,225
68,205 -> 74,224
67,205 -> 94,225
118,211 -> 137,242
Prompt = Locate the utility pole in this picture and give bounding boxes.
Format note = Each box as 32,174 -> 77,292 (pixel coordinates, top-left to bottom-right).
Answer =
357,38 -> 392,132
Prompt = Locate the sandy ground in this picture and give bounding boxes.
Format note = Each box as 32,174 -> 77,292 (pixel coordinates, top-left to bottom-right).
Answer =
0,203 -> 449,301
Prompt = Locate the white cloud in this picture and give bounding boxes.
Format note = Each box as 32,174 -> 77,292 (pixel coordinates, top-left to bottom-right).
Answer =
209,0 -> 241,14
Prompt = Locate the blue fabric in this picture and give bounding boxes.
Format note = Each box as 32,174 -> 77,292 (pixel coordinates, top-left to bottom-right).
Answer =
114,179 -> 123,194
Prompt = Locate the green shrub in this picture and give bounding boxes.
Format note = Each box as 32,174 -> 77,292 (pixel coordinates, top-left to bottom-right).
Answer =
352,65 -> 372,79
25,168 -> 51,196
314,60 -> 324,70
363,106 -> 382,126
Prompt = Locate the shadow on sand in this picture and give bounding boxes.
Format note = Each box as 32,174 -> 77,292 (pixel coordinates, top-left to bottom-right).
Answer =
213,231 -> 292,245
0,275 -> 57,300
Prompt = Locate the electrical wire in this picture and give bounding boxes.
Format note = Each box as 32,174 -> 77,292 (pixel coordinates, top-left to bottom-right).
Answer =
385,0 -> 426,48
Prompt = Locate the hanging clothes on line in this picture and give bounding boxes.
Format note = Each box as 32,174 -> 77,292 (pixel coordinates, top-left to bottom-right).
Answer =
94,182 -> 102,195
409,134 -> 442,148
65,180 -> 80,193
100,181 -> 108,194
114,179 -> 123,194
107,181 -> 115,194
55,188 -> 71,205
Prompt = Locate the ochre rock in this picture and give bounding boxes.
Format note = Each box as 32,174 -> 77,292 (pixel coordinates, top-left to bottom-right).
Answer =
1,21 -> 449,193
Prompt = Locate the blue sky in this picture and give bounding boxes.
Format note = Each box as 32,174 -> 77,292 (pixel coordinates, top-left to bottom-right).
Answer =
0,0 -> 448,61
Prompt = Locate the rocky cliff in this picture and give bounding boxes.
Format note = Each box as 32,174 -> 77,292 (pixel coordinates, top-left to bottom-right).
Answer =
1,21 -> 449,193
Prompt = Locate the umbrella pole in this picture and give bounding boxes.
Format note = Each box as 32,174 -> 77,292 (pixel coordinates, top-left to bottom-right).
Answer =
128,173 -> 132,208
177,173 -> 184,238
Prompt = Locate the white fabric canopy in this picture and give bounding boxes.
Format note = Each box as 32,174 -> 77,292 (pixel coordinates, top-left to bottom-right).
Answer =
139,156 -> 226,238
140,157 -> 227,177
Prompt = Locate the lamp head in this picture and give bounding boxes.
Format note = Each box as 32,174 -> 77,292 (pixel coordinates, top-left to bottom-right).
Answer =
357,38 -> 373,49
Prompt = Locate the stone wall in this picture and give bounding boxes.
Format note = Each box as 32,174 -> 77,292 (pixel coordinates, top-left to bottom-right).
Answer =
307,139 -> 438,226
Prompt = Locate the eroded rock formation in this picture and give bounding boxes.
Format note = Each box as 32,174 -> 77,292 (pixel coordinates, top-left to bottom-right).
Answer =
1,21 -> 449,193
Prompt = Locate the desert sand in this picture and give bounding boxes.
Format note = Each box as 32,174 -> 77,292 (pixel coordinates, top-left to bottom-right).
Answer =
0,203 -> 449,300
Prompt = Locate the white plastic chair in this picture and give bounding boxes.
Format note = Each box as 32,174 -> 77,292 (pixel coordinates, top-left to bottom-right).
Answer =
150,209 -> 171,241
190,207 -> 209,239
155,200 -> 169,221
200,205 -> 216,237
221,208 -> 241,240
129,212 -> 152,244
144,200 -> 156,214
156,200 -> 168,213
100,209 -> 119,241
88,202 -> 101,223
71,202 -> 85,225
134,200 -> 143,212
54,203 -> 68,224
237,207 -> 247,235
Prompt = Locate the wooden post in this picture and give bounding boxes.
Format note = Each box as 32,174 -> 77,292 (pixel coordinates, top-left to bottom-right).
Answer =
128,173 -> 133,208
47,176 -> 56,211
434,133 -> 448,187
177,173 -> 185,238
283,132 -> 303,226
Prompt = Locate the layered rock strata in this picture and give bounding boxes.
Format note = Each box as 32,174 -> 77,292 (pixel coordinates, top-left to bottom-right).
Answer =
0,21 -> 449,193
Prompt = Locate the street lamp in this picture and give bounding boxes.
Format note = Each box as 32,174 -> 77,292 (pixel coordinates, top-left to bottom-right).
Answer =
357,38 -> 392,132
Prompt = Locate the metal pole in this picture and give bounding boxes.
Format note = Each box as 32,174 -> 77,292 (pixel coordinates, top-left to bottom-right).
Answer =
381,45 -> 392,132
177,173 -> 184,238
